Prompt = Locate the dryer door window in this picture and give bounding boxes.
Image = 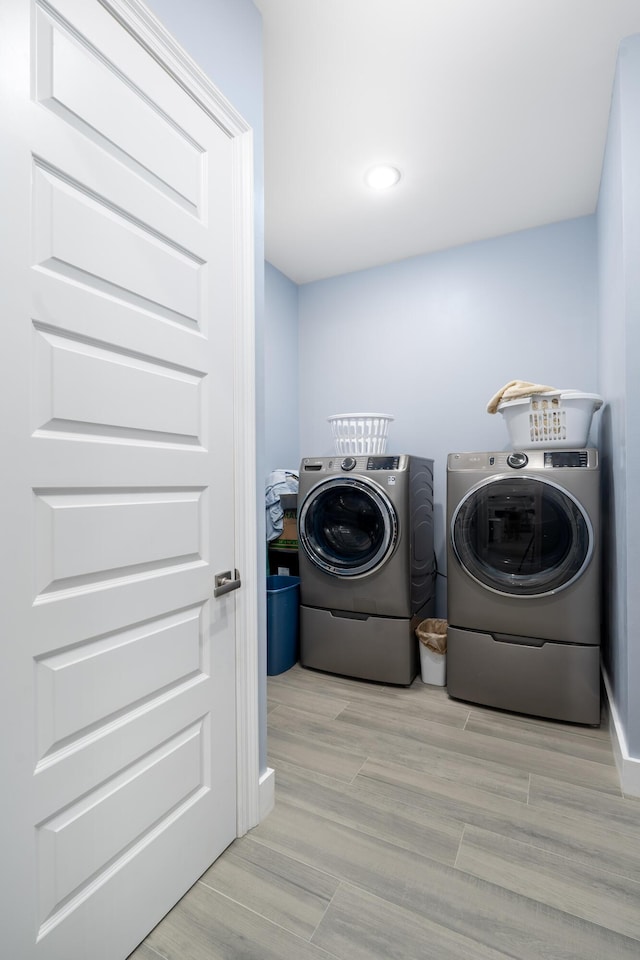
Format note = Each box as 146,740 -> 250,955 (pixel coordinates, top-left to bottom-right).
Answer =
451,475 -> 593,597
299,476 -> 398,577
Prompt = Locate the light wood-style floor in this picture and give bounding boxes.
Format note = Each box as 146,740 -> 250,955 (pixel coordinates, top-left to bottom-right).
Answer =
132,664 -> 640,960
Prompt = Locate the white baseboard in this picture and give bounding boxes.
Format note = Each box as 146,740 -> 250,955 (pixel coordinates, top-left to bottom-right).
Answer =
602,669 -> 640,798
258,767 -> 275,821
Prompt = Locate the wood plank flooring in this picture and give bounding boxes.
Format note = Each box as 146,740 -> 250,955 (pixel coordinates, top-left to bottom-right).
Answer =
130,664 -> 640,960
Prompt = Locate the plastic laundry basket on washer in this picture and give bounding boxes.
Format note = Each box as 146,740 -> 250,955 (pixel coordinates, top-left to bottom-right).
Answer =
497,391 -> 602,449
328,413 -> 394,455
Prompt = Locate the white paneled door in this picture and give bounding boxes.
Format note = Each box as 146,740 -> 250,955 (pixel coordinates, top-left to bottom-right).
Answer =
0,1 -> 256,957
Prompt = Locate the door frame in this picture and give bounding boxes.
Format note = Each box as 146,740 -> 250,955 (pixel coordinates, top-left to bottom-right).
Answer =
104,0 -> 260,835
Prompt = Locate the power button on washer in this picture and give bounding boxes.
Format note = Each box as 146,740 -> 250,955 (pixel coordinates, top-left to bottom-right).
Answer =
507,452 -> 529,469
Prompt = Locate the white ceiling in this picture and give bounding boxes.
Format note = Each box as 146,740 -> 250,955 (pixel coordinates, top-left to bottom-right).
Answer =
254,0 -> 640,285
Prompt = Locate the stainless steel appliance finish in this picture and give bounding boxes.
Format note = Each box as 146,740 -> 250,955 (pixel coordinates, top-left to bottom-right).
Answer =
298,454 -> 435,684
446,449 -> 601,724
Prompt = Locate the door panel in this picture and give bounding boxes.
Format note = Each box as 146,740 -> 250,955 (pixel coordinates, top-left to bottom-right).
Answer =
37,720 -> 206,926
1,1 -> 242,956
33,487 -> 205,594
35,604 -> 204,757
33,160 -> 203,322
33,323 -> 205,443
35,10 -> 203,209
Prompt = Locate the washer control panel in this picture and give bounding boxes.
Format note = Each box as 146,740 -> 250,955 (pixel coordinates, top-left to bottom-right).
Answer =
302,455 -> 408,474
366,456 -> 401,470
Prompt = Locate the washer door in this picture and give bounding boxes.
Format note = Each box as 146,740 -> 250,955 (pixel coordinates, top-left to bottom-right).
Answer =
299,475 -> 398,577
451,475 -> 593,597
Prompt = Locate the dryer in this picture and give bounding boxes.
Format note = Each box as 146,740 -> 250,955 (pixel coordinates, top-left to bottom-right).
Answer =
446,449 -> 601,724
298,454 -> 434,684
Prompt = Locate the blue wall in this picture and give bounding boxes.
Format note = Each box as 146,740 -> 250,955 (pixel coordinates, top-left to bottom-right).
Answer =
597,34 -> 640,761
264,263 -> 299,471
296,217 -> 599,615
145,0 -> 269,771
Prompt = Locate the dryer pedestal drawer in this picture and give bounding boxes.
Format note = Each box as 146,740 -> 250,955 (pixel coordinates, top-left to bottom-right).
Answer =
300,605 -> 419,685
447,626 -> 600,725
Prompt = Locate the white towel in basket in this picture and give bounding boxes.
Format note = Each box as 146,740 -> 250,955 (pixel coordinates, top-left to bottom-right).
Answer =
486,380 -> 560,414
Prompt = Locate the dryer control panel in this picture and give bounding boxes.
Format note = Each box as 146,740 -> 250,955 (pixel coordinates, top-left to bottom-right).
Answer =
448,449 -> 598,471
544,451 -> 589,468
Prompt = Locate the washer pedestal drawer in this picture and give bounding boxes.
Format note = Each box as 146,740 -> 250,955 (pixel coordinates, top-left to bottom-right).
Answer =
447,626 -> 600,725
300,605 -> 420,685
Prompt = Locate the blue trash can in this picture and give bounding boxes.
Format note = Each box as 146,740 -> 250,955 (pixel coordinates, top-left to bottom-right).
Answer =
266,575 -> 300,676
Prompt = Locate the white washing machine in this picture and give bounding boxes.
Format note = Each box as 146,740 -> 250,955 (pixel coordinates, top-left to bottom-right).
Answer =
446,449 -> 601,725
298,454 -> 435,684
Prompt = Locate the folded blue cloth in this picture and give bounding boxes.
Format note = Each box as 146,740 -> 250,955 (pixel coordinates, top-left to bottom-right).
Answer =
265,469 -> 299,541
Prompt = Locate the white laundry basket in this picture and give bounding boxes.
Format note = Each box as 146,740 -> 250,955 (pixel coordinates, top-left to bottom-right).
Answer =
328,413 -> 394,455
498,391 -> 602,449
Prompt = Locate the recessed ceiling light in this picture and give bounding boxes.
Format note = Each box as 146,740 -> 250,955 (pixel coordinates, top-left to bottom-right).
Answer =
364,165 -> 401,190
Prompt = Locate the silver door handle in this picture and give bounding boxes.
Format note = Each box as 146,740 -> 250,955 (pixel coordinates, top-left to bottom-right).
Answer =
214,569 -> 241,598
